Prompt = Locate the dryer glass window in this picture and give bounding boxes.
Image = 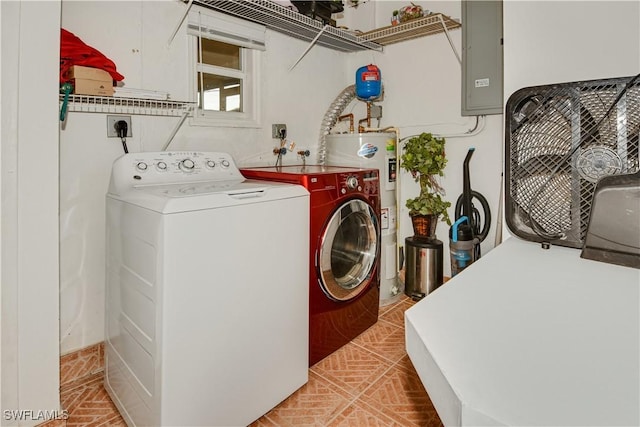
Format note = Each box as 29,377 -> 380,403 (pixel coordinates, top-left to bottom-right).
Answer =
319,199 -> 379,301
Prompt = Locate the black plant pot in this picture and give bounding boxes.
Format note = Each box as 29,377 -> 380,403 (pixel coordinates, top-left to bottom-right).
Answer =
411,214 -> 438,240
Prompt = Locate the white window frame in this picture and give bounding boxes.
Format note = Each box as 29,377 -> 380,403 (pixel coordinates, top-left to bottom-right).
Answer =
188,7 -> 263,128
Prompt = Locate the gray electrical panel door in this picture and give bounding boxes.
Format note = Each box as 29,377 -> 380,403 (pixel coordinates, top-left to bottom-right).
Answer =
461,1 -> 503,116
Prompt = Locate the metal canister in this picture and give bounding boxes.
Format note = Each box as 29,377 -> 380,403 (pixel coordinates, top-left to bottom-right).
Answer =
404,237 -> 443,300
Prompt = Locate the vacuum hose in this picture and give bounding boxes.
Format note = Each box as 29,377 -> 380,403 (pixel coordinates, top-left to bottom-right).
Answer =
454,148 -> 491,259
317,85 -> 356,165
461,149 -> 474,222
454,191 -> 491,243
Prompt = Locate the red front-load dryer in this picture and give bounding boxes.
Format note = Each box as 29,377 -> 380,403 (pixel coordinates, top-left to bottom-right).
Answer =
241,165 -> 380,366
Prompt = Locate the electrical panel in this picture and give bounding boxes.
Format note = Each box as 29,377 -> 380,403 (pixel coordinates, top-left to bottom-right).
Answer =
461,1 -> 503,116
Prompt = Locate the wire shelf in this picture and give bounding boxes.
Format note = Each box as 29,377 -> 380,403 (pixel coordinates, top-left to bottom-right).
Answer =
192,0 -> 383,52
61,94 -> 195,116
359,13 -> 461,46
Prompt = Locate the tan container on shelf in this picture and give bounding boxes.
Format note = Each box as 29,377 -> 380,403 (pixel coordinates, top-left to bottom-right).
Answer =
65,65 -> 114,96
72,78 -> 114,96
64,65 -> 112,81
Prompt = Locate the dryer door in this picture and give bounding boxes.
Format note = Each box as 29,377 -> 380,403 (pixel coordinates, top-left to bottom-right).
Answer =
318,199 -> 379,301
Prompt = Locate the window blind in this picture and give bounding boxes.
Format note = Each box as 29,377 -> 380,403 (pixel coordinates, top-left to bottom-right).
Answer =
188,8 -> 266,51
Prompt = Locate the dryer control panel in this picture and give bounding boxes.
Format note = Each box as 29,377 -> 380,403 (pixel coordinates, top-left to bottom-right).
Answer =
337,170 -> 379,197
109,151 -> 244,195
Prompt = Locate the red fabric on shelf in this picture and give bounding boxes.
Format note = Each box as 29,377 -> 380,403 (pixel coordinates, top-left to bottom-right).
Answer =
60,28 -> 124,83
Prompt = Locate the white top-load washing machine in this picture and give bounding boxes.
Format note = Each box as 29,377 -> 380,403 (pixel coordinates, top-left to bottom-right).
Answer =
105,151 -> 310,427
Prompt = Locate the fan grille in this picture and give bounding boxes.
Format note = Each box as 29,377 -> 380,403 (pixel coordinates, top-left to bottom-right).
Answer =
505,76 -> 640,248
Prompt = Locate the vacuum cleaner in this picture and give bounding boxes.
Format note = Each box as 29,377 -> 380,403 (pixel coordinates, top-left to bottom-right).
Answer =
449,148 -> 491,276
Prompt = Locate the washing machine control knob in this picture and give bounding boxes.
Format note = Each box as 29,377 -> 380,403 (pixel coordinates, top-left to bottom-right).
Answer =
156,161 -> 168,171
180,158 -> 195,172
136,162 -> 148,171
346,176 -> 359,190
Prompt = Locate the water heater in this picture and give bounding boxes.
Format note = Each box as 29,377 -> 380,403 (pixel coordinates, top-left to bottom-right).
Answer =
325,132 -> 399,306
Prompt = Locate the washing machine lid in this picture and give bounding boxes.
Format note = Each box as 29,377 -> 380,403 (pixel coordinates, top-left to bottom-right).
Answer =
111,179 -> 307,213
107,151 -> 308,213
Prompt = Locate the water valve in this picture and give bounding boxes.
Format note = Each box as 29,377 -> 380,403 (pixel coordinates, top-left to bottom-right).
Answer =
297,149 -> 310,166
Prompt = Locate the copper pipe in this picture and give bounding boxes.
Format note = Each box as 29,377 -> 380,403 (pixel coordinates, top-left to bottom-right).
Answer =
357,102 -> 373,133
338,114 -> 355,133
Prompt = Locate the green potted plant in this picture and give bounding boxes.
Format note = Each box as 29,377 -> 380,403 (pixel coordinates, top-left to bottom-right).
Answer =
400,132 -> 452,238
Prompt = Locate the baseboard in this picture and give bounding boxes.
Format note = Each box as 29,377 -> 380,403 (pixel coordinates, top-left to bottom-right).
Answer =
60,342 -> 105,392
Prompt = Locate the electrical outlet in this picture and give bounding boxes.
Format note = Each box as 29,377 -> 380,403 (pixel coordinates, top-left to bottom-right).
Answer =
107,115 -> 132,138
272,124 -> 287,139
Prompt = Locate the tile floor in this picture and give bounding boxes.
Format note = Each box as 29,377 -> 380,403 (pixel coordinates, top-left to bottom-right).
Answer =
58,295 -> 442,426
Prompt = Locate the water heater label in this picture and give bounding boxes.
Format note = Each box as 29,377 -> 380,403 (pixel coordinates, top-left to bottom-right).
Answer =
381,208 -> 389,229
475,78 -> 490,88
387,157 -> 396,183
357,143 -> 378,159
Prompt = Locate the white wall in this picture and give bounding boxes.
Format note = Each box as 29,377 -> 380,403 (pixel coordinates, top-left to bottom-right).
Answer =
504,1 -> 639,97
1,1 -> 61,425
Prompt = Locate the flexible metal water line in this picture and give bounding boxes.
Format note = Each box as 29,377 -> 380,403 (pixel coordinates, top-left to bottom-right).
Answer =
317,84 -> 356,165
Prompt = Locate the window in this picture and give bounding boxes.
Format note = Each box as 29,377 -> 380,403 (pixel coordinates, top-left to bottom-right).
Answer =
197,39 -> 242,113
188,8 -> 265,127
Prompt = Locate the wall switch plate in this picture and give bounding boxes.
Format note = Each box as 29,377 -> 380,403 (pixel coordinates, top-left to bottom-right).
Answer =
107,115 -> 132,138
272,124 -> 287,139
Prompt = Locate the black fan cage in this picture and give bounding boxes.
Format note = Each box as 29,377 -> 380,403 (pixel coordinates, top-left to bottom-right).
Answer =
505,75 -> 640,248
